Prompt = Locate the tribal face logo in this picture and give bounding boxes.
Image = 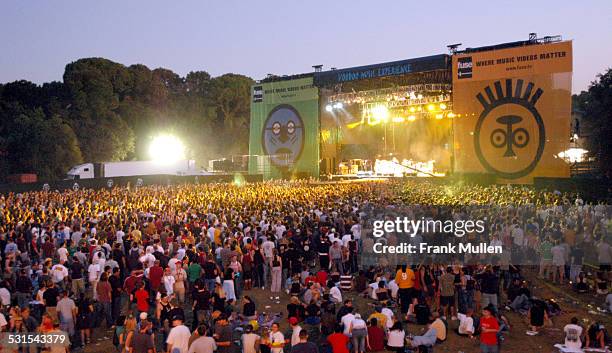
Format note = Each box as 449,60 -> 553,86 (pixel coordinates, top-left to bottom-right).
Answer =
473,79 -> 546,179
262,105 -> 305,168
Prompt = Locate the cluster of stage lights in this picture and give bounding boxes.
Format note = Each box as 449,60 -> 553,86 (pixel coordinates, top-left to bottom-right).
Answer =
365,103 -> 454,126
325,102 -> 344,112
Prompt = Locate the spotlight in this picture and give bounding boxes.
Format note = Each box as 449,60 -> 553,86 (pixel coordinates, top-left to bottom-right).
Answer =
371,105 -> 389,123
447,112 -> 456,118
427,104 -> 436,111
440,103 -> 447,110
149,134 -> 186,163
333,102 -> 343,109
435,113 -> 444,120
409,107 -> 416,113
325,104 -> 333,112
408,115 -> 416,122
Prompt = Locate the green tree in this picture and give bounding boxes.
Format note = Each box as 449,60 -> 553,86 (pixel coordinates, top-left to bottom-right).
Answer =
63,58 -> 135,161
574,68 -> 612,176
0,102 -> 82,179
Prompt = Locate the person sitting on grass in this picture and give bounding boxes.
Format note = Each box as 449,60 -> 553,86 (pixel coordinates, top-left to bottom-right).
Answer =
456,309 -> 476,339
373,281 -> 390,305
405,319 -> 437,352
586,322 -> 607,349
574,272 -> 589,293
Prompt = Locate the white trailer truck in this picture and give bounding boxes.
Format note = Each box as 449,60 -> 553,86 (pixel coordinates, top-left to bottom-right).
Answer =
65,159 -> 200,180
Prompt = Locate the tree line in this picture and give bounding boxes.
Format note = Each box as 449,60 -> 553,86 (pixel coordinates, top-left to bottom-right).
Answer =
0,59 -> 610,181
0,58 -> 253,180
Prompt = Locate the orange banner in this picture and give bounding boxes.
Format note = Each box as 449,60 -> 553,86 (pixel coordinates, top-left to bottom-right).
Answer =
452,41 -> 573,183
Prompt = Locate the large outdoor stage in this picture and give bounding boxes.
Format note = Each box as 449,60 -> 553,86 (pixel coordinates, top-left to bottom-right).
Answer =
248,34 -> 574,184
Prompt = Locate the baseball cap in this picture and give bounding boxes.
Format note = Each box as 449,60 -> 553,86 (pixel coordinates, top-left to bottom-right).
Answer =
289,317 -> 298,325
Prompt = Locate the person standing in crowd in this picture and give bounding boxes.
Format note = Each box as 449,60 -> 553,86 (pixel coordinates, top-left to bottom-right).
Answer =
479,306 -> 500,353
189,325 -> 217,353
291,330 -> 318,353
395,265 -> 415,321
126,319 -> 155,353
269,322 -> 286,353
56,290 -> 76,339
241,324 -> 261,353
167,315 -> 191,353
271,251 -> 283,294
327,325 -> 349,353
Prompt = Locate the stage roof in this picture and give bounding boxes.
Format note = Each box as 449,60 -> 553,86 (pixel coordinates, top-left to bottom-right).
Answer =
313,54 -> 450,87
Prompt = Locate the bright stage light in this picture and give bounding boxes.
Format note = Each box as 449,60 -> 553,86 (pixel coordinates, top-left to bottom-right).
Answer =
409,107 -> 416,113
325,104 -> 333,112
558,148 -> 588,163
435,113 -> 444,120
427,104 -> 436,111
333,102 -> 343,109
440,103 -> 447,110
408,115 -> 416,122
392,117 -> 405,123
447,112 -> 456,118
371,105 -> 389,123
149,134 -> 186,163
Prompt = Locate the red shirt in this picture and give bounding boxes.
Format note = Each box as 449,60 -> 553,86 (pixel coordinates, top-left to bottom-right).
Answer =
327,333 -> 349,353
316,271 -> 328,286
479,316 -> 500,345
149,266 -> 164,289
135,289 -> 149,312
367,326 -> 385,351
305,275 -> 317,286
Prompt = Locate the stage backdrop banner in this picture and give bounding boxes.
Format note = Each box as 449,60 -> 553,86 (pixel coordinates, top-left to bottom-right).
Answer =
452,41 -> 572,183
248,77 -> 320,179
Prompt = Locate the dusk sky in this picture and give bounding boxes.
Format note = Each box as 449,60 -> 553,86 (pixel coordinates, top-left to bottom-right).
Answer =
1,0 -> 610,93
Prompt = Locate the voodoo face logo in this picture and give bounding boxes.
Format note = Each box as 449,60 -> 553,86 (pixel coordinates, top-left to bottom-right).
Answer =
262,104 -> 305,168
473,79 -> 546,179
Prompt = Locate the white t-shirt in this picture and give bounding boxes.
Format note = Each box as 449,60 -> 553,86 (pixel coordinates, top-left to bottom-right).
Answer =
88,264 -> 100,281
0,288 -> 10,306
51,264 -> 69,283
57,248 -> 69,263
168,258 -> 180,274
341,234 -> 352,247
457,313 -> 474,335
341,313 -> 355,336
116,230 -> 125,243
329,286 -> 342,303
381,308 -> 394,329
164,275 -> 176,295
262,241 -> 275,258
387,280 -> 399,298
563,324 -> 583,349
351,224 -> 362,239
387,330 -> 405,348
290,325 -> 302,347
351,318 -> 367,330
241,333 -> 260,353
269,331 -> 285,353
167,324 -> 191,353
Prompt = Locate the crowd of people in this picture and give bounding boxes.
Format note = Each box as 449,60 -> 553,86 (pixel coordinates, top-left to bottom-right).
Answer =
0,180 -> 609,353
